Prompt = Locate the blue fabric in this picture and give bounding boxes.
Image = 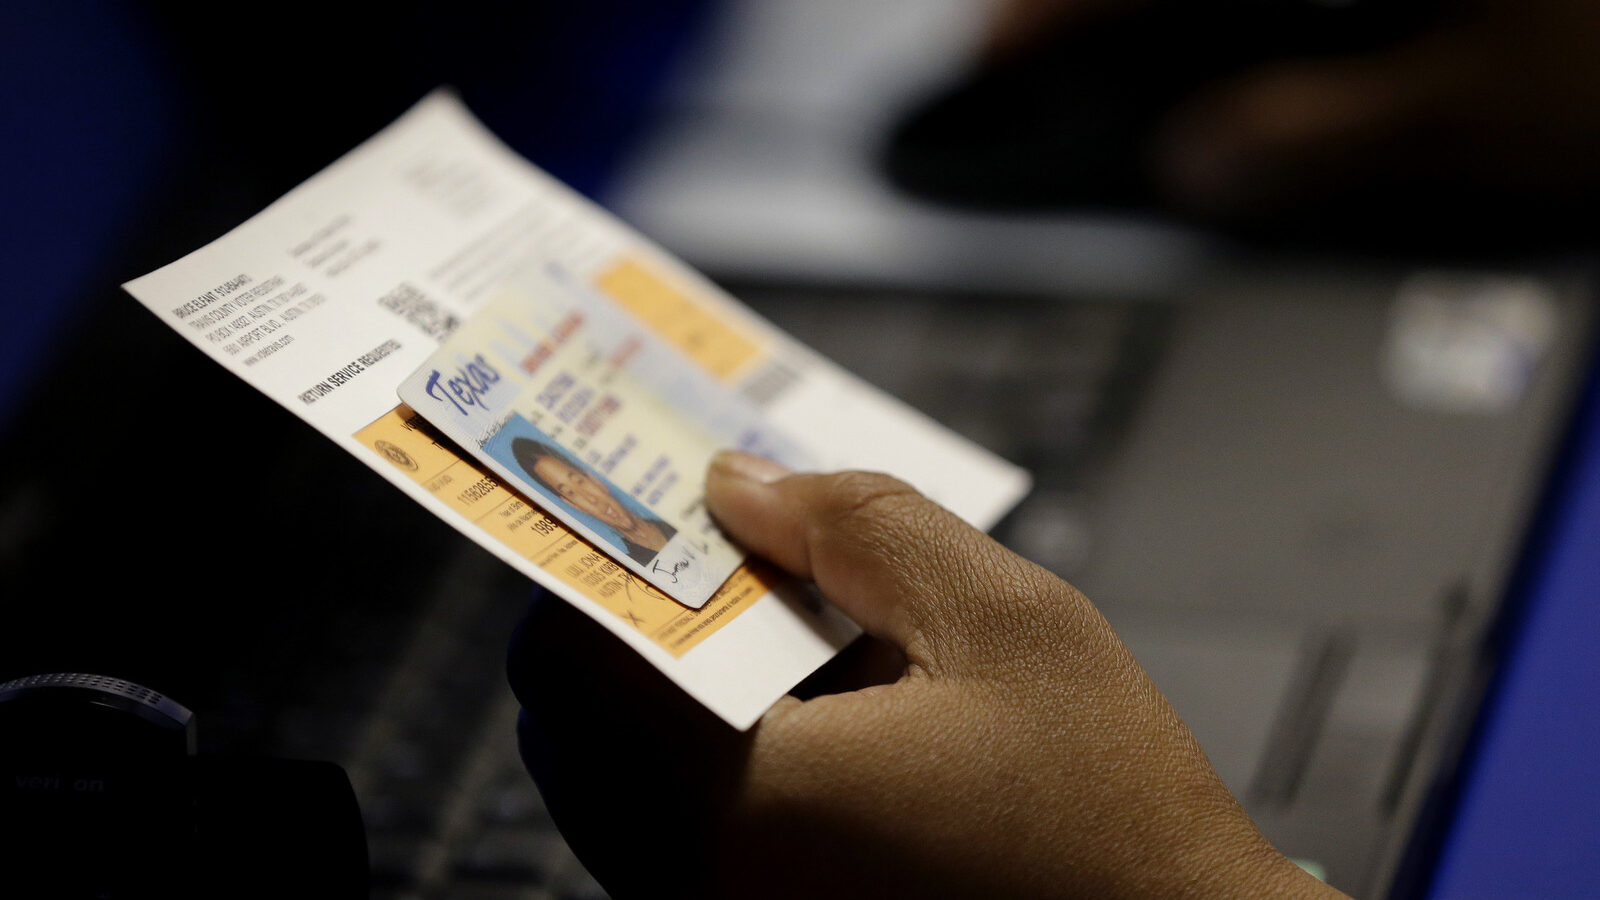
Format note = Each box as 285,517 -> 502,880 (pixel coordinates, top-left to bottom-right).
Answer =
1427,352 -> 1600,899
0,2 -> 179,432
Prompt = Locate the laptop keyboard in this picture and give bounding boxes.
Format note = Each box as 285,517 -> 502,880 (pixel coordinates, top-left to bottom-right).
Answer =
734,284 -> 1172,578
262,540 -> 606,900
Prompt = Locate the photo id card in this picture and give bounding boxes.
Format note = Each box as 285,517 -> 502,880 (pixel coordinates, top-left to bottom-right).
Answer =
399,259 -> 818,608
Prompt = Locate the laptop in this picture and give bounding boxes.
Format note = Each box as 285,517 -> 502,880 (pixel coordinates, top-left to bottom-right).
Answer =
595,1 -> 1599,894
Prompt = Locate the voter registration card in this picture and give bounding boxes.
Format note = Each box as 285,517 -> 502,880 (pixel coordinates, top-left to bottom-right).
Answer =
123,91 -> 1030,729
399,259 -> 817,608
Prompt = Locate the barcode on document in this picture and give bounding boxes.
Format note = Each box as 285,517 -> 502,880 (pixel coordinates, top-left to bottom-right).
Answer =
739,360 -> 802,407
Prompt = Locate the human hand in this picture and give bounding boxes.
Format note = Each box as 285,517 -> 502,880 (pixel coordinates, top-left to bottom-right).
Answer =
988,0 -> 1600,222
509,452 -> 1344,899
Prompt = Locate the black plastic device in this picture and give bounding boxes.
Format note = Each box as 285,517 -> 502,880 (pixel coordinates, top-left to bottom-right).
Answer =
0,673 -> 368,899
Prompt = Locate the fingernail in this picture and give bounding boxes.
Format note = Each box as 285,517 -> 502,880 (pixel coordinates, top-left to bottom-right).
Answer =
711,450 -> 791,484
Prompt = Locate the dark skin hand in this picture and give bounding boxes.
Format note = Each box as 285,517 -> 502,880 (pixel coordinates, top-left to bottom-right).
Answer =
510,451 -> 1346,898
990,0 -> 1600,219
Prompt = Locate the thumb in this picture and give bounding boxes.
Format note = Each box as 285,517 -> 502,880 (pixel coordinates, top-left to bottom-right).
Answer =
705,451 -> 1071,675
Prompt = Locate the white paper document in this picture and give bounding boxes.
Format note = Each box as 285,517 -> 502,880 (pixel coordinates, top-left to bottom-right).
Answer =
123,91 -> 1030,729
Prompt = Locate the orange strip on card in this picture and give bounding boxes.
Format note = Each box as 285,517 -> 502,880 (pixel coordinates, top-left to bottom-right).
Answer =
594,258 -> 761,380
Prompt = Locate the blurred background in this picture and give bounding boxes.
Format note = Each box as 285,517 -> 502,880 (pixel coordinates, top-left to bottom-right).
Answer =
3,1 -> 1599,898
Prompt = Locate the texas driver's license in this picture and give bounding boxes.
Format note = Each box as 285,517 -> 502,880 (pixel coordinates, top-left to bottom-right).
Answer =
399,259 -> 818,609
121,90 -> 1030,729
